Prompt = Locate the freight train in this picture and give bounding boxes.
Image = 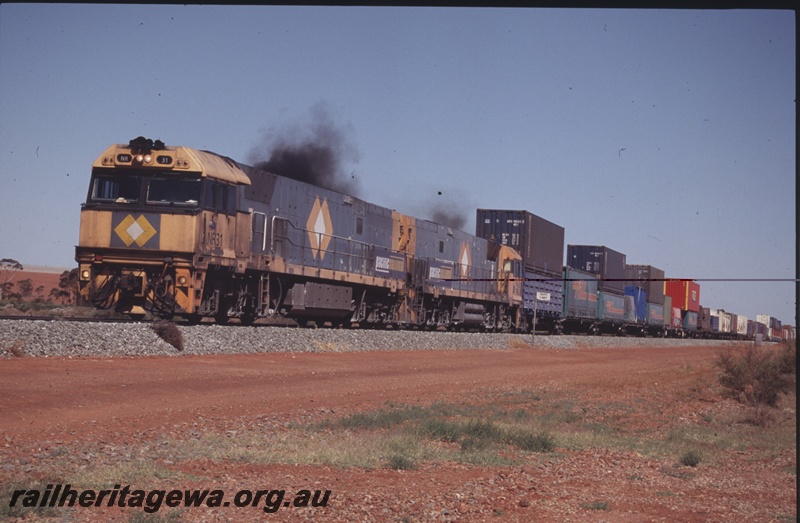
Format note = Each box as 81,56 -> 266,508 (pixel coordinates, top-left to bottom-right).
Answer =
76,138 -> 794,340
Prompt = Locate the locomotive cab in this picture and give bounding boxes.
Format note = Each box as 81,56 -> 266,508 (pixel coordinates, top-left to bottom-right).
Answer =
76,138 -> 251,319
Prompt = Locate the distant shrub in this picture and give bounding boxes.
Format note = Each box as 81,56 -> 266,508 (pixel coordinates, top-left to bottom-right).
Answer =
680,450 -> 702,467
387,454 -> 415,470
152,321 -> 184,351
777,340 -> 796,378
715,344 -> 792,407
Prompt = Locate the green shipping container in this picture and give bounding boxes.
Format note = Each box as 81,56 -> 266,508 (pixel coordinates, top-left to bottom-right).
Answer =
598,291 -> 627,321
563,267 -> 599,319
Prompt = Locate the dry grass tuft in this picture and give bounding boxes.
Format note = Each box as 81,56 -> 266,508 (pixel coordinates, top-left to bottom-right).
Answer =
151,320 -> 184,351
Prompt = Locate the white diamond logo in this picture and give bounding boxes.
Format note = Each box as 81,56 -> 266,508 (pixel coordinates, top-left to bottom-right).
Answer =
458,242 -> 471,278
314,208 -> 326,241
306,197 -> 334,260
127,220 -> 145,242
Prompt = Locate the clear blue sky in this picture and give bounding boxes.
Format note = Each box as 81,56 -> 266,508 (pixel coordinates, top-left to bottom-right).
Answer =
0,5 -> 795,325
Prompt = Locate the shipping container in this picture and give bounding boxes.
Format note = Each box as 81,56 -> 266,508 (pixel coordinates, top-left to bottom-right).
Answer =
736,315 -> 748,336
566,245 -> 626,294
710,315 -> 720,332
562,267 -> 599,319
713,309 -> 732,333
625,264 -> 665,305
623,295 -> 637,323
598,291 -> 627,321
624,286 -> 647,323
730,313 -> 738,334
476,209 -> 564,276
782,325 -> 796,340
698,307 -> 711,331
747,320 -> 755,337
645,303 -> 664,326
664,295 -> 673,327
523,269 -> 563,317
671,307 -> 683,328
664,280 -> 700,313
682,310 -> 698,331
756,314 -> 771,326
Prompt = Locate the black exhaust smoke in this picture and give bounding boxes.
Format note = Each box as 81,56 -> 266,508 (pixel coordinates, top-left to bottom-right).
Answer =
423,189 -> 469,231
431,205 -> 468,231
249,103 -> 360,196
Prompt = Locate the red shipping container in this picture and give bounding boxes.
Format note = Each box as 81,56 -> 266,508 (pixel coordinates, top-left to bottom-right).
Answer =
663,280 -> 700,312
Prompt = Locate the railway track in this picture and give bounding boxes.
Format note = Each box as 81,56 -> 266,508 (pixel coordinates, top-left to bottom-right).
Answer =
0,313 -> 763,342
0,314 -> 140,323
0,313 -> 302,327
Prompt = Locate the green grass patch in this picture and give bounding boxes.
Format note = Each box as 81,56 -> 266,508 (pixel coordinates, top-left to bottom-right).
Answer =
580,501 -> 610,510
45,383 -> 791,483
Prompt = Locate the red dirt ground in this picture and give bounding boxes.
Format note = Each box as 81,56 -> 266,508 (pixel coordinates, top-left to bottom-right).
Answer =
0,344 -> 795,522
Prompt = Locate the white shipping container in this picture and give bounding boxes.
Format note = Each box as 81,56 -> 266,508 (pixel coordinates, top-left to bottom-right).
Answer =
716,309 -> 731,332
736,315 -> 748,335
756,314 -> 771,325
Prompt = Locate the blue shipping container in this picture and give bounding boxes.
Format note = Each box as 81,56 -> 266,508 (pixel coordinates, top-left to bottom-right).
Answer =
624,286 -> 647,323
683,310 -> 698,331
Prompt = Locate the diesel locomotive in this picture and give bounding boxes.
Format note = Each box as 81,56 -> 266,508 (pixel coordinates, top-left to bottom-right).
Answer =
76,137 -> 524,330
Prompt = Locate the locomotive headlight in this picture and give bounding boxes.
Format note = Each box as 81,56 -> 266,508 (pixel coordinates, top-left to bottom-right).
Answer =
81,269 -> 90,279
178,275 -> 188,285
135,154 -> 144,162
144,154 -> 152,164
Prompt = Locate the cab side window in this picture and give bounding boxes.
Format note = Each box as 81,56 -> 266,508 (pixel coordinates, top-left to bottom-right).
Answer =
202,181 -> 238,215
